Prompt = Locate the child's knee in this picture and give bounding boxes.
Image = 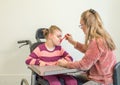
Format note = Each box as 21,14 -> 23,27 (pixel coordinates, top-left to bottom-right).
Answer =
43,76 -> 61,85
65,78 -> 77,85
50,81 -> 61,85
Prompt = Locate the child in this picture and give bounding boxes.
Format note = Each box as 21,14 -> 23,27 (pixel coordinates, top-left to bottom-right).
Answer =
25,25 -> 77,85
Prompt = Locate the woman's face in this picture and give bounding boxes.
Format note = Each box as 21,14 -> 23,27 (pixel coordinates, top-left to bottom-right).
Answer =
80,19 -> 87,34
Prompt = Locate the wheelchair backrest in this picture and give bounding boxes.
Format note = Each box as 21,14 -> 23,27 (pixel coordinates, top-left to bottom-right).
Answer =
30,28 -> 47,52
35,28 -> 46,42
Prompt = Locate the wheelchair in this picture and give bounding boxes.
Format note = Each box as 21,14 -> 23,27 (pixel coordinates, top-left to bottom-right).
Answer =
17,28 -> 120,85
18,28 -> 73,85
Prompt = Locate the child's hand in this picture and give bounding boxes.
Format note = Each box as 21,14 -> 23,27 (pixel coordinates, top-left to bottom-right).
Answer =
57,59 -> 68,67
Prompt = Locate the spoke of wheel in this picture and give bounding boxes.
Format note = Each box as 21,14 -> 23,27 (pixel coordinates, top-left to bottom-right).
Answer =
21,79 -> 29,85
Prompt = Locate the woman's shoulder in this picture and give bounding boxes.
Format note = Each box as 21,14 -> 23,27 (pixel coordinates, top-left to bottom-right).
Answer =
90,38 -> 106,51
90,38 -> 105,48
91,38 -> 104,44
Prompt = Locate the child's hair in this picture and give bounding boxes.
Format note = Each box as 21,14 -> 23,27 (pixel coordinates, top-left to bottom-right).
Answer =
43,25 -> 62,39
81,9 -> 116,50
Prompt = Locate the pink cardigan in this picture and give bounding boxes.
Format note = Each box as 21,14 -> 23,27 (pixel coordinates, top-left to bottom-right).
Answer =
66,39 -> 116,84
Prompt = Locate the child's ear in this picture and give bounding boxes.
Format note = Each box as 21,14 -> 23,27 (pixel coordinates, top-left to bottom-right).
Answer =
48,33 -> 53,39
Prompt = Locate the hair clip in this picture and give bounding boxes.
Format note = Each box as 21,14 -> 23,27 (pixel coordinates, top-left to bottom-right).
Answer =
89,9 -> 96,14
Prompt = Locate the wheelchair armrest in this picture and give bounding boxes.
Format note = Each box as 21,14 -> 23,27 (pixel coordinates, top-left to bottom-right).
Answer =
83,80 -> 100,85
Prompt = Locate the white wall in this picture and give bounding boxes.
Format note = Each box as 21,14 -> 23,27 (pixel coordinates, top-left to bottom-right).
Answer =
0,0 -> 120,85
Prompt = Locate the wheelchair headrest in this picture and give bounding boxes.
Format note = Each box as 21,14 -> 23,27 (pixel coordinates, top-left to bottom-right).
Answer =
35,28 -> 47,42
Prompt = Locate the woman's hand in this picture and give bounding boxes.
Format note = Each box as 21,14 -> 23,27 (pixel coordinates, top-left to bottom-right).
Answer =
57,59 -> 68,67
65,34 -> 73,42
65,34 -> 77,46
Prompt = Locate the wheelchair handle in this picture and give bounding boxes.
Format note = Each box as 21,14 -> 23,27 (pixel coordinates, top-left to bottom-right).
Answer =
17,40 -> 30,43
17,40 -> 32,48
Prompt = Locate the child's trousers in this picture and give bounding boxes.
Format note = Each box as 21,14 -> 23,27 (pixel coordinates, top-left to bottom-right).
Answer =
43,74 -> 77,85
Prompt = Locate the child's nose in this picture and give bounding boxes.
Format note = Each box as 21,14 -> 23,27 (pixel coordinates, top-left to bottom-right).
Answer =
60,35 -> 67,43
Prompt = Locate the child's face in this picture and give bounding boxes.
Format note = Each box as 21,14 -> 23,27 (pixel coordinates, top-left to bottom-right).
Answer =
51,30 -> 62,46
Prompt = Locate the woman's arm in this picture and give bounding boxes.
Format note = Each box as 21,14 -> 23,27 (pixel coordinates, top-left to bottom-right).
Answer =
74,42 -> 87,53
58,39 -> 102,71
67,39 -> 102,70
65,34 -> 87,53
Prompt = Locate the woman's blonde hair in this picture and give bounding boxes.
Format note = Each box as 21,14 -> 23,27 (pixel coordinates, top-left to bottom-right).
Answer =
81,9 -> 116,50
43,25 -> 62,39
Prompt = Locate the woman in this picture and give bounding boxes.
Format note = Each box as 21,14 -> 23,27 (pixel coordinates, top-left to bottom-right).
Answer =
57,9 -> 116,85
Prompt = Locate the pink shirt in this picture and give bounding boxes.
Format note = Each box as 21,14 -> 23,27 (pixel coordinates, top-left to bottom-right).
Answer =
66,39 -> 116,84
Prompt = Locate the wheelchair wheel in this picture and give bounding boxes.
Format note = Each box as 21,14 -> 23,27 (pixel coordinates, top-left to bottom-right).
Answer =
21,78 -> 29,85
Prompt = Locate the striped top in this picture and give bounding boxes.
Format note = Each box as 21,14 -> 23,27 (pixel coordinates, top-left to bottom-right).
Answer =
25,43 -> 73,66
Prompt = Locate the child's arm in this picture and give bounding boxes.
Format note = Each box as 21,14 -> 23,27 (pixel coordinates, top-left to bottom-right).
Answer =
25,56 -> 40,65
25,47 -> 42,65
60,47 -> 73,62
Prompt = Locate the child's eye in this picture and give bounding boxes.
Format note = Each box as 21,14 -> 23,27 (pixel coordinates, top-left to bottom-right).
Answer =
57,35 -> 62,38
